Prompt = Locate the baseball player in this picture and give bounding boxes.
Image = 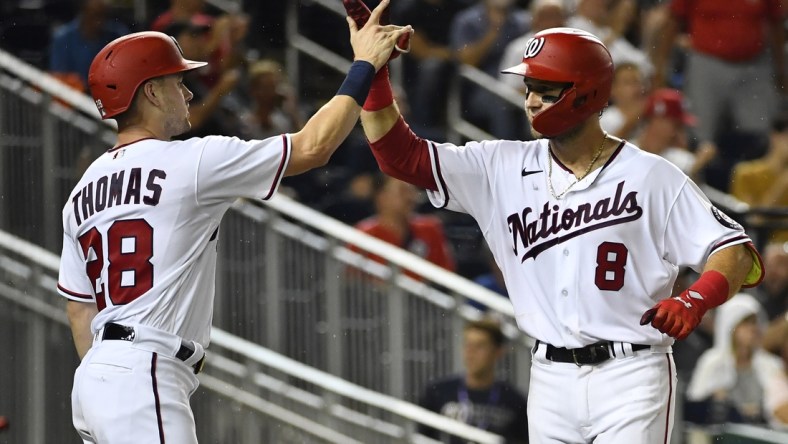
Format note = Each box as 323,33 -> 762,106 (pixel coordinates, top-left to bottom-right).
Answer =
57,4 -> 412,442
350,20 -> 765,443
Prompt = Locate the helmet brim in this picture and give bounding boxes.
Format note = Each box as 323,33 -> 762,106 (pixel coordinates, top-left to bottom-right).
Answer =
184,60 -> 209,71
501,62 -> 527,77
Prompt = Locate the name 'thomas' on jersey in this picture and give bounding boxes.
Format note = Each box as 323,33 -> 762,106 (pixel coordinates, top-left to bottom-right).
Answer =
424,138 -> 763,348
57,135 -> 290,346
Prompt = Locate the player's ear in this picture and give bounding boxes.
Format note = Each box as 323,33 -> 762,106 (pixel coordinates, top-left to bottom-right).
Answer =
141,79 -> 163,108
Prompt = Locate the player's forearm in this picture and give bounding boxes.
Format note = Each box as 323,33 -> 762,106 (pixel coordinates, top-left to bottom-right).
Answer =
66,300 -> 98,360
364,113 -> 437,190
286,95 -> 362,176
360,103 -> 401,142
702,243 -> 753,298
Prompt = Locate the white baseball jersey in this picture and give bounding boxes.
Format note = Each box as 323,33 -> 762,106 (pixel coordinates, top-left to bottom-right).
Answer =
57,135 -> 291,346
425,138 -> 757,348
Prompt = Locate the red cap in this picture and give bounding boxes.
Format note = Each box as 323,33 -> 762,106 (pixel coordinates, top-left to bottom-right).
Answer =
644,88 -> 696,126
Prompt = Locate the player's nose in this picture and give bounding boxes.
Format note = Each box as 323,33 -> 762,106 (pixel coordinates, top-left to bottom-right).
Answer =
525,90 -> 543,111
183,85 -> 194,102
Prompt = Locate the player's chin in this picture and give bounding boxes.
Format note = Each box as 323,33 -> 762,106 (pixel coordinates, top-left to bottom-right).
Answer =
171,120 -> 192,137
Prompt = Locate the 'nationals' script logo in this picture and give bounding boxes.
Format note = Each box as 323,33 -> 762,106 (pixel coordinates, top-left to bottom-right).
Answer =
507,181 -> 643,261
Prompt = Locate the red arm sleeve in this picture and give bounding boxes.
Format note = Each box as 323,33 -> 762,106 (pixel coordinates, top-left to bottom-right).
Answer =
368,116 -> 438,191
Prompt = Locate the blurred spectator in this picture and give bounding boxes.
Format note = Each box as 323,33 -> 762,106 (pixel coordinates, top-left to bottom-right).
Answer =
764,316 -> 788,430
151,0 -> 249,87
567,0 -> 652,77
240,59 -> 303,139
752,242 -> 788,321
165,20 -> 242,138
653,0 -> 785,190
419,318 -> 528,443
499,0 -> 567,94
730,112 -> 788,243
394,0 -> 471,135
150,0 -> 213,32
49,0 -> 129,88
685,293 -> 783,426
633,88 -> 716,181
599,62 -> 646,139
450,0 -> 530,139
354,173 -> 455,273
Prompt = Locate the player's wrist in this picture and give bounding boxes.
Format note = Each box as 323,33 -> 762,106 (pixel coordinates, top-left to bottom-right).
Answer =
337,60 -> 376,107
363,65 -> 394,112
684,270 -> 730,313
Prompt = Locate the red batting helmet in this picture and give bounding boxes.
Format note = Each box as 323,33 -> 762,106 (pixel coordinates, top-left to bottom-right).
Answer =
88,31 -> 207,119
502,27 -> 613,137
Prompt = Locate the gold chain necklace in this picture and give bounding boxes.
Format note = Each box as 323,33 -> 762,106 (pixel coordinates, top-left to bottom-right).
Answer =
547,133 -> 608,200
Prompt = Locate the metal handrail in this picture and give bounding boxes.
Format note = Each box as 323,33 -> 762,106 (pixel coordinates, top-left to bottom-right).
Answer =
0,228 -> 504,443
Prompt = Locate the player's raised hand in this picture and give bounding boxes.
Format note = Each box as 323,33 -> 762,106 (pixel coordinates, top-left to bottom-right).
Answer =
346,0 -> 413,71
344,0 -> 411,58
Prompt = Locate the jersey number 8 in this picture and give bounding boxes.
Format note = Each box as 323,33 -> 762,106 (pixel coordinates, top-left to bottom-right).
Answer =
595,241 -> 628,291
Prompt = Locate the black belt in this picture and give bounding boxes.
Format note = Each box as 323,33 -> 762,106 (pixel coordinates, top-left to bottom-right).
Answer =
536,340 -> 650,366
102,323 -> 205,375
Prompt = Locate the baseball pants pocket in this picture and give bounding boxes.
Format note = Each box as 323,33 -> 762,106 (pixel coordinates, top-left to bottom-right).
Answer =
72,344 -> 198,444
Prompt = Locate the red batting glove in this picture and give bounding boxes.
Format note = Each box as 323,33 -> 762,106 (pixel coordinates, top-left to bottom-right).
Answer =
640,271 -> 730,340
342,0 -> 411,60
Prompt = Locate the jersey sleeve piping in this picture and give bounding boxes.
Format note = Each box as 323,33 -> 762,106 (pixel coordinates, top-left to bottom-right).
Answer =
427,141 -> 449,208
263,134 -> 291,200
57,283 -> 94,301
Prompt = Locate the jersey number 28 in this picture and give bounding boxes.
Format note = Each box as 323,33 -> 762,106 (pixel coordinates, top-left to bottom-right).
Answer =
78,219 -> 154,310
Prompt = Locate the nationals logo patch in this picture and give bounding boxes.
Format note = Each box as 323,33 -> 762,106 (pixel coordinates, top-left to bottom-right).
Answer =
711,206 -> 743,230
522,37 -> 545,59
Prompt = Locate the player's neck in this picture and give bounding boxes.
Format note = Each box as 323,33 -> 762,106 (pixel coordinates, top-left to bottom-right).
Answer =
465,371 -> 496,390
549,126 -> 613,177
116,126 -> 166,147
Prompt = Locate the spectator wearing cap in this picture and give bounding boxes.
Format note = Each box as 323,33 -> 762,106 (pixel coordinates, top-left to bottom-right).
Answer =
164,20 -> 243,138
730,112 -> 788,243
151,0 -> 249,88
150,0 -> 214,33
632,88 -> 715,182
49,0 -> 129,88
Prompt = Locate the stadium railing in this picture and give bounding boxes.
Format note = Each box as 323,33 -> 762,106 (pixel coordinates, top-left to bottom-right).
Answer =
0,229 -> 505,444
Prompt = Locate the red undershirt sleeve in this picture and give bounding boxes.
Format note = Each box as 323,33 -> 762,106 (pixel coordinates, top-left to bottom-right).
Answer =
368,116 -> 438,191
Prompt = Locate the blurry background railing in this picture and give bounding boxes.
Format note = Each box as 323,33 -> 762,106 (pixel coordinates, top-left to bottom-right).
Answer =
0,229 -> 505,444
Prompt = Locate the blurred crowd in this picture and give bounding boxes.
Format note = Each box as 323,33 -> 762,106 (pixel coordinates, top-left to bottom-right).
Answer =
1,0 -> 788,433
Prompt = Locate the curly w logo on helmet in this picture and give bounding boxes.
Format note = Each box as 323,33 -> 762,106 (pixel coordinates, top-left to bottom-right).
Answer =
522,37 -> 545,59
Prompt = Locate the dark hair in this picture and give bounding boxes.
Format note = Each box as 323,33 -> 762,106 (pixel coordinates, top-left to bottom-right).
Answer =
465,318 -> 506,347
